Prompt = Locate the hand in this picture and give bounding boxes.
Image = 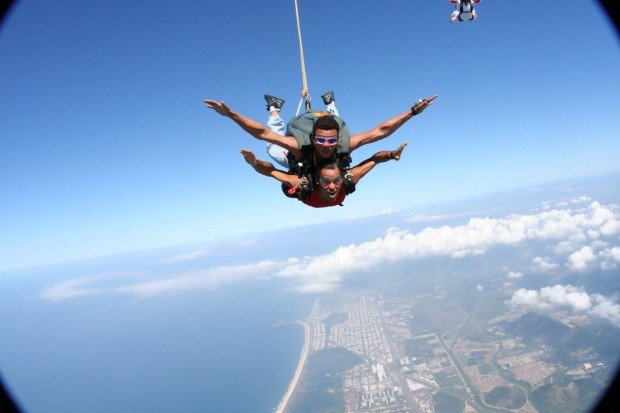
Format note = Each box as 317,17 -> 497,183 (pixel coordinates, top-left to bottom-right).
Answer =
390,142 -> 408,161
412,94 -> 438,115
240,149 -> 257,165
204,99 -> 232,117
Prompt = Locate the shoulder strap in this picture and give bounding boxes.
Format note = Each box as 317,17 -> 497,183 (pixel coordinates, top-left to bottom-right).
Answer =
334,116 -> 350,155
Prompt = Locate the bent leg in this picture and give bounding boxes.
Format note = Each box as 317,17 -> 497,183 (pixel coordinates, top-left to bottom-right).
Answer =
321,91 -> 340,116
266,143 -> 290,169
325,101 -> 340,117
266,112 -> 290,169
267,112 -> 286,135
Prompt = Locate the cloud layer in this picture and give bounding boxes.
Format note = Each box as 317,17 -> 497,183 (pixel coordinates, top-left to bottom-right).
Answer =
41,200 -> 620,301
509,284 -> 620,326
41,261 -> 288,301
278,201 -> 620,286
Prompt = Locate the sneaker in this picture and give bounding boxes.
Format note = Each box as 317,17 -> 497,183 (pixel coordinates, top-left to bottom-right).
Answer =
321,91 -> 335,105
264,94 -> 285,111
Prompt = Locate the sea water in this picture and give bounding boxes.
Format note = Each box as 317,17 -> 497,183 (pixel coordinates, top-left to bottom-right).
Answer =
0,265 -> 313,413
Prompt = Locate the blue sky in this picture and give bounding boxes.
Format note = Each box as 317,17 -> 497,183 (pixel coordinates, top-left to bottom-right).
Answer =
1,0 -> 619,271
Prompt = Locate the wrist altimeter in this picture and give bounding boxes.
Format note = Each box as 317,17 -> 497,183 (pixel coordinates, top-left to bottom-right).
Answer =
411,99 -> 424,115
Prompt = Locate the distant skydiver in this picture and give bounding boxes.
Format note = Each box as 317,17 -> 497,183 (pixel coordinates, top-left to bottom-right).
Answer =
240,142 -> 408,208
264,91 -> 339,169
450,0 -> 480,23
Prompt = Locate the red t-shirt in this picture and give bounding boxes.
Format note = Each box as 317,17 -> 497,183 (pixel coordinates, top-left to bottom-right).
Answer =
301,186 -> 346,208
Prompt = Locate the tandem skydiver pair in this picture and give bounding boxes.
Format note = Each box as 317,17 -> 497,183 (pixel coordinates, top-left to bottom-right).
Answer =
204,92 -> 436,208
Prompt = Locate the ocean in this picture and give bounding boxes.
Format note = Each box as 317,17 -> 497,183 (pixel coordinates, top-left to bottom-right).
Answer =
0,265 -> 314,413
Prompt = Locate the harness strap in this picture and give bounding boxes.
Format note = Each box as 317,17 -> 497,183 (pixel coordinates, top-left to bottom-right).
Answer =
343,172 -> 356,195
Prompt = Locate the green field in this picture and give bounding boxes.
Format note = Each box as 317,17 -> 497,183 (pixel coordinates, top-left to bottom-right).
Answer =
433,391 -> 465,413
288,347 -> 364,413
484,385 -> 526,409
434,371 -> 462,387
477,364 -> 493,375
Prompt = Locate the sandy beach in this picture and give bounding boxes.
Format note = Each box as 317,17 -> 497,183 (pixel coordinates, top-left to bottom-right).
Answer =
275,320 -> 310,413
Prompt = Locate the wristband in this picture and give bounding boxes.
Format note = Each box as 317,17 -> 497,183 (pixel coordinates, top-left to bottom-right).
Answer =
411,99 -> 423,116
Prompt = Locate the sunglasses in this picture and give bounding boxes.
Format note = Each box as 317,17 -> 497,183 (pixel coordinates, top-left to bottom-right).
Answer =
319,177 -> 343,185
313,136 -> 338,144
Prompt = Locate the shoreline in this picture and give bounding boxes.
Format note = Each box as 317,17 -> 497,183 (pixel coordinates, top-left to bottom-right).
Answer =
274,320 -> 310,413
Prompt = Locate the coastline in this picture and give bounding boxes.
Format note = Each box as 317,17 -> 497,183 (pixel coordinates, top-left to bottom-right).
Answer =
274,320 -> 310,413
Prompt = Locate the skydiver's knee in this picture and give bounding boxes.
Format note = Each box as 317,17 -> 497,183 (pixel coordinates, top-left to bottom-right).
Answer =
266,144 -> 290,169
267,115 -> 286,135
326,102 -> 339,117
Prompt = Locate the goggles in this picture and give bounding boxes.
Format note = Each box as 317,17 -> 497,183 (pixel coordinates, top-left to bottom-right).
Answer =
313,136 -> 338,144
319,176 -> 343,185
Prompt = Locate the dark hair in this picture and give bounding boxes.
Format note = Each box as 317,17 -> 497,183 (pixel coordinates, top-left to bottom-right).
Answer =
319,162 -> 339,172
312,116 -> 340,136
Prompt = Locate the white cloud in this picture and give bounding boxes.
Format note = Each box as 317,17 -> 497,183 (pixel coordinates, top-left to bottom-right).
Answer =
507,271 -> 523,279
40,277 -> 101,301
508,285 -> 620,326
510,288 -> 540,307
406,207 -> 503,223
540,285 -> 592,311
158,248 -> 211,264
40,261 -> 287,301
292,283 -> 338,293
406,211 -> 472,223
41,201 -> 620,300
343,207 -> 400,221
477,284 -> 484,291
600,219 -> 620,236
598,247 -> 620,270
120,260 -> 284,297
570,196 -> 591,204
40,271 -> 151,301
554,241 -> 578,255
583,202 -> 616,229
278,202 -> 620,283
531,257 -> 559,271
567,246 -> 596,271
563,239 -> 620,271
590,294 -> 620,326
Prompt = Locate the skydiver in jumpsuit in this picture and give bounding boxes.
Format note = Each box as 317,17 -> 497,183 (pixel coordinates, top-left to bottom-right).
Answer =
450,0 -> 480,23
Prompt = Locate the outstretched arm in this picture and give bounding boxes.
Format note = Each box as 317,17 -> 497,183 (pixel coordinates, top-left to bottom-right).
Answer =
349,142 -> 408,185
240,149 -> 301,188
349,95 -> 436,151
204,100 -> 302,159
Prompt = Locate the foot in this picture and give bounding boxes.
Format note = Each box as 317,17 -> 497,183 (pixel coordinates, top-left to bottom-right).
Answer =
264,94 -> 285,111
321,91 -> 335,105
